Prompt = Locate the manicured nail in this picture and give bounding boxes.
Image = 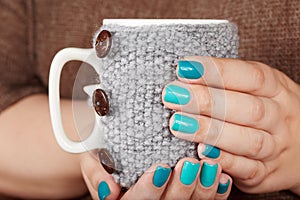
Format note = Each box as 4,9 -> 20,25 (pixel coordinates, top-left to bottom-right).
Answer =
164,85 -> 190,105
172,114 -> 199,134
98,181 -> 110,200
217,179 -> 230,194
178,60 -> 204,79
180,161 -> 200,185
200,162 -> 218,187
153,166 -> 171,187
201,144 -> 220,159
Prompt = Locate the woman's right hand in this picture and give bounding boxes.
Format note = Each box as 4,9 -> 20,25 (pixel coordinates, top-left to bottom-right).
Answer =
80,152 -> 232,200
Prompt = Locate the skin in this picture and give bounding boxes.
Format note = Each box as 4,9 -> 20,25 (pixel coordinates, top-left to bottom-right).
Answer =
0,94 -> 86,199
162,56 -> 300,195
0,94 -> 232,199
81,152 -> 232,200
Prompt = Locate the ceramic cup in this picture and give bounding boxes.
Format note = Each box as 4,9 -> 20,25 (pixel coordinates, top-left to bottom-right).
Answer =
49,19 -> 238,187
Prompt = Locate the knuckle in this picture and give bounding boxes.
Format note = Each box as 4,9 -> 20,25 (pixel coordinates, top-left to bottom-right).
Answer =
275,69 -> 289,88
250,62 -> 266,91
239,125 -> 251,139
195,117 -> 210,142
261,134 -> 276,159
243,161 -> 266,186
219,153 -> 235,172
240,127 -> 263,158
272,101 -> 281,120
195,130 -> 205,143
191,116 -> 211,143
250,98 -> 265,123
248,161 -> 260,180
197,85 -> 211,114
203,118 -> 222,144
248,133 -> 265,157
235,180 -> 263,194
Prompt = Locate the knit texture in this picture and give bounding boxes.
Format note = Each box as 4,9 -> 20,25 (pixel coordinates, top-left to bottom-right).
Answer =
93,23 -> 238,187
1,0 -> 299,199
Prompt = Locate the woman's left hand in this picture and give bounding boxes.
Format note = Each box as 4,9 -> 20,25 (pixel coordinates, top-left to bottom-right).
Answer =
162,57 -> 300,195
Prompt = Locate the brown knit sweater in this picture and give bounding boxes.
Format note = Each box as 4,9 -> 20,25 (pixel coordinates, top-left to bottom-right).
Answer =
0,0 -> 299,199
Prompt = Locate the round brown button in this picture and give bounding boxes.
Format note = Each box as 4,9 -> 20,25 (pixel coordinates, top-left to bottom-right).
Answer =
98,148 -> 115,174
93,89 -> 109,116
95,30 -> 112,58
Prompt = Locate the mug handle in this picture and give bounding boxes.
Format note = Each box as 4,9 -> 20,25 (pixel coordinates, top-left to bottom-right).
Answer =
49,48 -> 103,153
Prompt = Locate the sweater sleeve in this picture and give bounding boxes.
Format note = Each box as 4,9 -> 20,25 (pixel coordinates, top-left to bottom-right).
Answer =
1,0 -> 298,113
223,0 -> 300,83
0,0 -> 45,112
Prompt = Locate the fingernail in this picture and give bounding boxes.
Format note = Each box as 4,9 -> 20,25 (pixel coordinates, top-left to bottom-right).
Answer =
200,162 -> 218,187
172,114 -> 199,134
180,161 -> 200,185
98,181 -> 110,200
153,166 -> 171,187
178,60 -> 204,79
217,179 -> 230,194
164,85 -> 190,105
201,144 -> 220,159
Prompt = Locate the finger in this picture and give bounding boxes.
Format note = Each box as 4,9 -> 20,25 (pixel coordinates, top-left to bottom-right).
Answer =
234,165 -> 286,194
191,160 -> 222,200
197,145 -> 267,185
80,152 -> 120,200
162,81 -> 280,130
176,57 -> 282,97
121,164 -> 171,200
215,174 -> 232,200
162,158 -> 200,200
169,112 -> 276,160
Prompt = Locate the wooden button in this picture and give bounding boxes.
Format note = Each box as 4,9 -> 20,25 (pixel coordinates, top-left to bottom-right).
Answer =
95,30 -> 112,58
93,89 -> 109,116
98,148 -> 115,174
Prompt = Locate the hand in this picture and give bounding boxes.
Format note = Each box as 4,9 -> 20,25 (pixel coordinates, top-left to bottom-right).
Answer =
80,151 -> 120,200
80,152 -> 232,199
162,57 -> 300,195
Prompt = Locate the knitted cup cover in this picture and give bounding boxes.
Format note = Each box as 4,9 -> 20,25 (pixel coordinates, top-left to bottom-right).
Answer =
90,23 -> 239,187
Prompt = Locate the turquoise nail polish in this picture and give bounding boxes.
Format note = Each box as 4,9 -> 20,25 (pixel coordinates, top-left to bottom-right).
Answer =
180,161 -> 200,185
98,181 -> 110,200
200,162 -> 218,187
178,60 -> 204,79
164,85 -> 190,105
217,180 -> 230,194
153,166 -> 171,187
202,144 -> 220,159
172,114 -> 199,134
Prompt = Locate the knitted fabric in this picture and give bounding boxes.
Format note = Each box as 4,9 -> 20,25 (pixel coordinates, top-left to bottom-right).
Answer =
92,23 -> 238,187
1,0 -> 299,199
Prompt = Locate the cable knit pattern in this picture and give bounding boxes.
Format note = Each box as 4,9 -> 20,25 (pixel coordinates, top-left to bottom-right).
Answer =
92,23 -> 238,187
